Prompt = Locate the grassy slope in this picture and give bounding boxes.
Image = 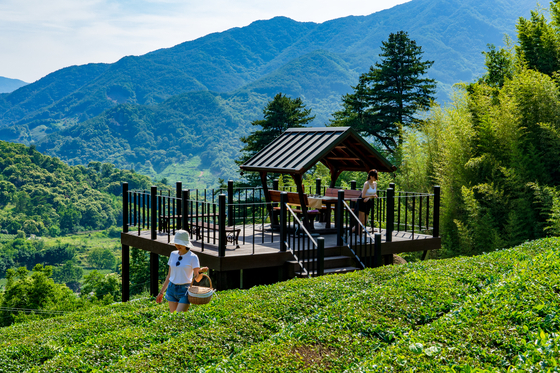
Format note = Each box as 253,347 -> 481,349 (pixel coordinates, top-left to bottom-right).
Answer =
0,238 -> 558,372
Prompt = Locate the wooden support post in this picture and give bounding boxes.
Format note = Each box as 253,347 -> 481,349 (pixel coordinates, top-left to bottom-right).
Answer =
182,190 -> 189,231
280,192 -> 287,252
228,180 -> 234,226
374,233 -> 382,267
176,182 -> 182,226
336,189 -> 344,246
122,182 -> 129,302
433,185 -> 440,238
386,188 -> 394,243
350,180 -> 357,210
329,168 -> 342,188
240,269 -> 244,289
123,183 -> 129,232
121,245 -> 129,302
292,174 -> 310,230
315,178 -> 321,195
384,254 -> 393,266
260,172 -> 277,225
278,265 -> 285,282
151,186 -> 157,240
218,194 -> 226,257
317,237 -> 325,276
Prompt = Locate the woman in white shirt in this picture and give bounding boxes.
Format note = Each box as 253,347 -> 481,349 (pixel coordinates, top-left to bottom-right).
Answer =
156,230 -> 208,312
355,169 -> 378,235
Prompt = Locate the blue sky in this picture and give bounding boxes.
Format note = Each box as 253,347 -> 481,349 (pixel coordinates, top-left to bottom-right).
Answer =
1,0 -> 411,83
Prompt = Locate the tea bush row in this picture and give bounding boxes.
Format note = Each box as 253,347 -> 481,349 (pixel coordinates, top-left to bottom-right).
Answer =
0,238 -> 557,372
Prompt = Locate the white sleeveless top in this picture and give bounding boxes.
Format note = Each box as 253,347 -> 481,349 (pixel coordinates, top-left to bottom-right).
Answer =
365,183 -> 377,196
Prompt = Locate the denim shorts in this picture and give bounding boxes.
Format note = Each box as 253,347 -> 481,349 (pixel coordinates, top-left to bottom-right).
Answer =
164,282 -> 191,304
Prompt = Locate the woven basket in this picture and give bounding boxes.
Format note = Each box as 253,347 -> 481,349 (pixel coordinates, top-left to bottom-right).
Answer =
188,274 -> 215,305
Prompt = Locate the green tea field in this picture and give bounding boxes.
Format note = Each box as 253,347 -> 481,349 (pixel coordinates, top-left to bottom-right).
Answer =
0,238 -> 558,372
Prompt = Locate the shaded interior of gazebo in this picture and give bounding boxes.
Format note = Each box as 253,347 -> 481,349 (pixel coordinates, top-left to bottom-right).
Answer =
240,127 -> 397,225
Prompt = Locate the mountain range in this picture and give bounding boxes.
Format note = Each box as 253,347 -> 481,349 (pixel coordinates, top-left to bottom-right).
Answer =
0,77 -> 27,94
0,0 -> 537,186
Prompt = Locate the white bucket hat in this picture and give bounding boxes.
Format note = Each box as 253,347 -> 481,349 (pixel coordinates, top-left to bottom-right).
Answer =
171,230 -> 194,249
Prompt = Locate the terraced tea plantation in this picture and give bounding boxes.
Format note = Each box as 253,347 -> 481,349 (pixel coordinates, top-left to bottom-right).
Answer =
0,238 -> 559,372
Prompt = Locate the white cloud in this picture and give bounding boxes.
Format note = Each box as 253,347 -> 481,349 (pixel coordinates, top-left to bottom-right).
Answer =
0,0 -> 410,82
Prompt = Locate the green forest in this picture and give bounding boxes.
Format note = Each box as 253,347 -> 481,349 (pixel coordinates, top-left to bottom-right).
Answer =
0,140 -> 156,286
392,2 -> 560,257
0,141 -> 151,236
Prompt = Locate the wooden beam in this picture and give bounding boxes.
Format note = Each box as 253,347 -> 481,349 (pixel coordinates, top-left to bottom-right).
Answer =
326,157 -> 361,161
260,171 -> 277,225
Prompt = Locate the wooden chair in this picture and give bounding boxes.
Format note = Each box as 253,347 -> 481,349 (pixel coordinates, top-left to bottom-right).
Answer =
268,190 -> 321,228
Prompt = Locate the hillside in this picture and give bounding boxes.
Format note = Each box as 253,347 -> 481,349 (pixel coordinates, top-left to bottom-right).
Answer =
0,77 -> 27,94
0,0 -> 538,185
0,238 -> 558,371
0,140 -> 151,238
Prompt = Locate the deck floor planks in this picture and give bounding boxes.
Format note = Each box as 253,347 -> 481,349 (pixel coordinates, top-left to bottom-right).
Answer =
124,221 -> 434,258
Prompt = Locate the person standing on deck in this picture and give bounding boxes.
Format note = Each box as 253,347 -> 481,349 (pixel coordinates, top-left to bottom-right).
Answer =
354,169 -> 378,235
156,230 -> 208,312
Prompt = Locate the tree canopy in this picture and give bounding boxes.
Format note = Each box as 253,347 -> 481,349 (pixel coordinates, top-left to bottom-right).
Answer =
237,93 -> 315,184
0,141 -> 151,236
331,31 -> 436,152
393,1 -> 560,257
0,264 -> 87,326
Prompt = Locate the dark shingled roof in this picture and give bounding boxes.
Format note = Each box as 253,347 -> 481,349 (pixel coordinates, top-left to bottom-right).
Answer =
240,127 -> 396,174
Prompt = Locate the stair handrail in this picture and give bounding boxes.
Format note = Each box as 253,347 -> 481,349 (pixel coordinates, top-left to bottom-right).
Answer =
284,205 -> 317,277
341,200 -> 370,269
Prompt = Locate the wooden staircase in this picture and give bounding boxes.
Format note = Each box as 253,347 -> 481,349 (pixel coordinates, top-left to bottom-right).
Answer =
287,245 -> 362,278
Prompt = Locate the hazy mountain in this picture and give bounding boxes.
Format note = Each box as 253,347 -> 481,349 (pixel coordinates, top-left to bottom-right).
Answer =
0,76 -> 28,94
0,0 -> 538,186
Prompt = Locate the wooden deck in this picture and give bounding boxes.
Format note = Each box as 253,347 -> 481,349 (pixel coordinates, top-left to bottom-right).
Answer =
121,221 -> 440,272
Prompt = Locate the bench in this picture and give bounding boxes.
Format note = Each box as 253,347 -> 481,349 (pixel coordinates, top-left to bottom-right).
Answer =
322,188 -> 362,226
325,188 -> 362,200
268,190 -> 322,227
189,222 -> 241,248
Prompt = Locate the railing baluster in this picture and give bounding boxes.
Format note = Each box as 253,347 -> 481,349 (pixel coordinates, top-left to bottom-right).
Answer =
412,196 -> 415,238
397,192 -> 401,232
404,194 -> 408,232
426,195 -> 430,232
133,192 -> 137,227
419,194 -> 423,234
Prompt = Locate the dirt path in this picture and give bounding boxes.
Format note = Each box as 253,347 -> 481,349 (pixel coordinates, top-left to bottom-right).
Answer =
198,171 -> 204,177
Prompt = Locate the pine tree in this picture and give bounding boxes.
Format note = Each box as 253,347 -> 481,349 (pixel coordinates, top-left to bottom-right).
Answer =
237,93 -> 315,184
332,31 -> 436,152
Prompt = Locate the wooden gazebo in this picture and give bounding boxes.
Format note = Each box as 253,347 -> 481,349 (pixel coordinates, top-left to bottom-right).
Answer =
240,127 -> 397,226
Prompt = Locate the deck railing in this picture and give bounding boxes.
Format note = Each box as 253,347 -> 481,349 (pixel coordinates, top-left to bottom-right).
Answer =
278,192 -> 325,277
122,182 -> 440,260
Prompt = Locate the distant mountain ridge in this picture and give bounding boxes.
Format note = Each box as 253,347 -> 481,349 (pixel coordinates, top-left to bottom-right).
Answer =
0,76 -> 28,94
0,0 -> 538,185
